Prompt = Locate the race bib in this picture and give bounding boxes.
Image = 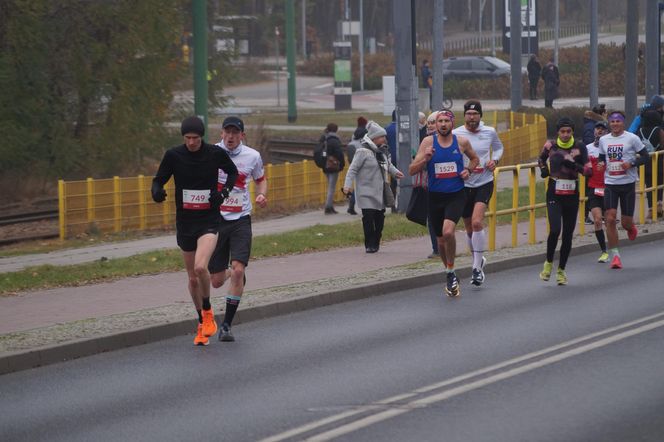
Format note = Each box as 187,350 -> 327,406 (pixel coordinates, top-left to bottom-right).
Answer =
473,167 -> 485,173
220,189 -> 244,212
554,179 -> 576,195
608,159 -> 626,176
182,189 -> 210,210
594,187 -> 605,197
434,161 -> 458,179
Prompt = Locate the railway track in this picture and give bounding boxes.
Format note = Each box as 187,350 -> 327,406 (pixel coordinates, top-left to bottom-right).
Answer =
0,209 -> 59,227
0,201 -> 60,246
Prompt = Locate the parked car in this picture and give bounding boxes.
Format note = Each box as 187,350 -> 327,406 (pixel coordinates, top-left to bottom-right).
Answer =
442,56 -> 526,79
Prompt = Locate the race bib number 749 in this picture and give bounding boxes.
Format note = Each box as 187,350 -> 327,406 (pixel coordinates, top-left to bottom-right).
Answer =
182,189 -> 210,210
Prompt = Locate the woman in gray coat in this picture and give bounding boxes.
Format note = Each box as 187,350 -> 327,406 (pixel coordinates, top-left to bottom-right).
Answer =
343,121 -> 404,253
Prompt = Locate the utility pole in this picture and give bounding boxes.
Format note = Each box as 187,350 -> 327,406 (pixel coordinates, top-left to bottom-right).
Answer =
491,0 -> 496,57
625,0 -> 638,122
645,0 -> 660,102
275,27 -> 281,107
509,0 -> 522,111
589,0 -> 598,108
193,0 -> 208,139
554,0 -> 559,66
392,0 -> 419,212
432,0 -> 444,111
359,0 -> 365,91
286,0 -> 297,122
301,0 -> 306,59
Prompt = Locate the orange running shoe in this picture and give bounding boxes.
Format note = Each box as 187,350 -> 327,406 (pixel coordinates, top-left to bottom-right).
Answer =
627,225 -> 638,241
202,308 -> 217,337
610,255 -> 623,269
193,323 -> 209,346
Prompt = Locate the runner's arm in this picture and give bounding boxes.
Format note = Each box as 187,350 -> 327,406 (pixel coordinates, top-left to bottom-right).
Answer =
458,136 -> 479,172
408,137 -> 433,176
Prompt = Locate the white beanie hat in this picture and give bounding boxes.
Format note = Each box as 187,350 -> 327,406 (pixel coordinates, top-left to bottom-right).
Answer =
365,121 -> 387,140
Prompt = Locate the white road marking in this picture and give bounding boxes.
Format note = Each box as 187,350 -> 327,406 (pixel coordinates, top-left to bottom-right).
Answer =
260,310 -> 664,442
313,82 -> 333,89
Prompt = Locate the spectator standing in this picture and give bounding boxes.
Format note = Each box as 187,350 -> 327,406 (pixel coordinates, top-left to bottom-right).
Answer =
343,121 -> 404,253
421,59 -> 432,109
541,58 -> 560,108
384,110 -> 398,210
526,54 -> 542,101
639,108 -> 664,219
319,123 -> 345,214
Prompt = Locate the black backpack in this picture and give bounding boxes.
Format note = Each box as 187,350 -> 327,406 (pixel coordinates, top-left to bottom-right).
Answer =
313,136 -> 327,169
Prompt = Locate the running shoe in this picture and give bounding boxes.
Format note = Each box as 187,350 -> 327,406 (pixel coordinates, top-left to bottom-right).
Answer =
598,252 -> 609,263
539,261 -> 553,281
610,255 -> 622,269
627,225 -> 638,241
219,323 -> 235,342
471,268 -> 483,286
445,272 -> 460,297
201,308 -> 217,337
194,323 -> 209,346
556,268 -> 568,286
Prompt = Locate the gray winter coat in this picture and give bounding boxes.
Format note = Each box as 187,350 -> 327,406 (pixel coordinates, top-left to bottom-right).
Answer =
343,141 -> 401,210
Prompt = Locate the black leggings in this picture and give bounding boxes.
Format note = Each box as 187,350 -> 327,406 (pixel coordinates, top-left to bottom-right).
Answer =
361,208 -> 385,249
546,186 -> 579,269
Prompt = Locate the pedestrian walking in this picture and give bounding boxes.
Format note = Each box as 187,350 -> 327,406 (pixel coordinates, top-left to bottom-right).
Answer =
345,116 -> 368,215
453,100 -> 504,287
151,116 -> 238,346
409,110 -> 479,297
207,116 -> 267,342
315,123 -> 345,214
343,121 -> 404,253
541,58 -> 560,108
526,54 -> 542,101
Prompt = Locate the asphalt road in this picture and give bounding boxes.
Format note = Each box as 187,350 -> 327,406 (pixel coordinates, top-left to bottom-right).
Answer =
2,241 -> 664,442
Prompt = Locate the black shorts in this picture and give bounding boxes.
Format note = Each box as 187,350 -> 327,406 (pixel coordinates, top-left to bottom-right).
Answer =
176,216 -> 220,252
587,188 -> 605,211
462,181 -> 494,218
428,189 -> 467,237
604,182 -> 636,216
208,215 -> 252,273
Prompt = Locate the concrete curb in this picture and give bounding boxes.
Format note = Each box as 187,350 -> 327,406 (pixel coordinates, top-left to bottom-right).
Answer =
2,229 -> 663,375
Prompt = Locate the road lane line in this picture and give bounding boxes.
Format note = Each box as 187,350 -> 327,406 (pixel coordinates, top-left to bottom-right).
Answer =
260,310 -> 664,442
309,317 -> 664,441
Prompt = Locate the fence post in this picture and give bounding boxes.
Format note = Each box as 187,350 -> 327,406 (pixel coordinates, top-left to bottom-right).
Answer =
138,175 -> 146,231
113,176 -> 121,232
303,160 -> 311,204
638,164 -> 646,224
284,162 -> 292,208
86,177 -> 94,225
578,175 -> 586,235
529,167 -> 537,244
488,168 -> 498,251
58,179 -> 66,240
512,166 -> 519,248
653,153 -> 659,222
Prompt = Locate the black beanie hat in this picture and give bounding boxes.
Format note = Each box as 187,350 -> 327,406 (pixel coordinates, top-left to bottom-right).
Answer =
556,117 -> 575,131
181,116 -> 205,136
464,100 -> 482,116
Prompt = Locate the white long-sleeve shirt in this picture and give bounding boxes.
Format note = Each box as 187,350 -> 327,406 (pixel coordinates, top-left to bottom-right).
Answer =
453,122 -> 504,188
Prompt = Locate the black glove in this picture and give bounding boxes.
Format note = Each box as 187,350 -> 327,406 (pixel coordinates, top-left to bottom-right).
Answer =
539,163 -> 550,179
209,187 -> 230,210
151,182 -> 167,203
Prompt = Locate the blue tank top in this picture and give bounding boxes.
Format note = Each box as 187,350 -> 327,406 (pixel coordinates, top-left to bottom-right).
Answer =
427,134 -> 465,193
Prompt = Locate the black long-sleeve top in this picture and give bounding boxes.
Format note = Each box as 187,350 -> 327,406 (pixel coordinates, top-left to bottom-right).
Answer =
538,139 -> 589,181
152,142 -> 238,223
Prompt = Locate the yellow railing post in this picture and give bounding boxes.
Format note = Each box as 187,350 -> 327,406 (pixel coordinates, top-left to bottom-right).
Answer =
653,152 -> 660,222
510,111 -> 515,130
113,176 -> 121,232
284,162 -> 293,208
303,160 -> 311,204
638,164 -> 646,224
488,168 -> 498,251
138,174 -> 146,231
86,177 -> 94,225
58,179 -> 66,240
578,175 -> 586,235
512,166 -> 519,247
529,166 -> 536,244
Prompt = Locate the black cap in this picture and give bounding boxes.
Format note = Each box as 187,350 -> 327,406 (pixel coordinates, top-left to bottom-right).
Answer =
222,116 -> 244,132
556,117 -> 575,131
594,120 -> 608,129
181,116 -> 205,136
463,100 -> 482,116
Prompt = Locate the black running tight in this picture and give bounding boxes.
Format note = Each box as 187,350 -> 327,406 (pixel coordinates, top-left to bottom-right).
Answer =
545,189 -> 579,270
